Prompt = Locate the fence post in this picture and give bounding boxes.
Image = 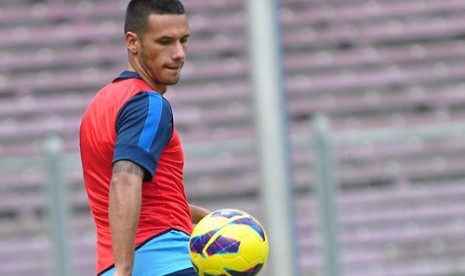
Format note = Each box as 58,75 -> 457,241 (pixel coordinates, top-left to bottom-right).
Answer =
44,135 -> 74,276
312,115 -> 343,276
245,0 -> 300,275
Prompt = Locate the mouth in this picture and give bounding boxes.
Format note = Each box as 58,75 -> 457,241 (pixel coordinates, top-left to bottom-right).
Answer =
165,63 -> 183,72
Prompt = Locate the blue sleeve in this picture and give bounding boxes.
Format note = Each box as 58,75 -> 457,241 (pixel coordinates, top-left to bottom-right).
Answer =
113,91 -> 173,182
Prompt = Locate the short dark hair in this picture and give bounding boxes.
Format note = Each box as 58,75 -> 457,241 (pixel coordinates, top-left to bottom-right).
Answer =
124,0 -> 185,36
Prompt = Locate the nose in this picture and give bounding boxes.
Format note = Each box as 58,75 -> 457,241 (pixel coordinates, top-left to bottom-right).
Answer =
172,41 -> 186,61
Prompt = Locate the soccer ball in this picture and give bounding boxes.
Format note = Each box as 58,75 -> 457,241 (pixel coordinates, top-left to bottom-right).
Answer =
189,208 -> 269,276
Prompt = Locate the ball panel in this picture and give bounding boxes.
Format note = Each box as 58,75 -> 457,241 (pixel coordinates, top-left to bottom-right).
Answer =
210,209 -> 245,219
225,263 -> 264,276
190,228 -> 221,257
228,216 -> 266,242
206,235 -> 241,256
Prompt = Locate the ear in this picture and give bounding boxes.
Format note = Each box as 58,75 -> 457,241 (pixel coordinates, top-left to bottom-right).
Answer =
125,31 -> 139,54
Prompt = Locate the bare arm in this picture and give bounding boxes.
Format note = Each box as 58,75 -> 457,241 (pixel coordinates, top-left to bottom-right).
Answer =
189,204 -> 211,224
109,160 -> 144,276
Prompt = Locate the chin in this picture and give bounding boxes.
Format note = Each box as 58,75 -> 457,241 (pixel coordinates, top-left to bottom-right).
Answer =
167,76 -> 181,85
155,75 -> 181,87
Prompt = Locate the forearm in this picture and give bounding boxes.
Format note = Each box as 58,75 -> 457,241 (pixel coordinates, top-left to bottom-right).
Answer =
189,204 -> 211,224
109,162 -> 143,275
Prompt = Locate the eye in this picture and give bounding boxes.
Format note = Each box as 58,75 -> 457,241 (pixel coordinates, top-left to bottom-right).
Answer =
158,39 -> 171,46
180,35 -> 190,44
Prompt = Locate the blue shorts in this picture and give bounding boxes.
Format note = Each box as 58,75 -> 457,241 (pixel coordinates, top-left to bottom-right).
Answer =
100,230 -> 195,276
164,267 -> 197,276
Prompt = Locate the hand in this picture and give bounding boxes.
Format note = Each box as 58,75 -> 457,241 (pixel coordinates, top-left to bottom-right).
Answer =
189,204 -> 211,224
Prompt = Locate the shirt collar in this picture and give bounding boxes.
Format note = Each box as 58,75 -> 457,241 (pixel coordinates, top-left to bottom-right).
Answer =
113,70 -> 143,82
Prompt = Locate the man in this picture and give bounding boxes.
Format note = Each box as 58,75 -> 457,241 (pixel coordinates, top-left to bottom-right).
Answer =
79,0 -> 210,275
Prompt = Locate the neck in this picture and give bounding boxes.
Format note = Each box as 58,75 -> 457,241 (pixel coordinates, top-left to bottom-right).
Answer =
127,62 -> 167,94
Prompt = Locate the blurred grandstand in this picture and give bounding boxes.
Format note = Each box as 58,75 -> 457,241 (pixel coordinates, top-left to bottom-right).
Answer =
1,0 -> 465,275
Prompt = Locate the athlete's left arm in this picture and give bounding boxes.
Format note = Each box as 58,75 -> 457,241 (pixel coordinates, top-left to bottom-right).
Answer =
189,204 -> 211,224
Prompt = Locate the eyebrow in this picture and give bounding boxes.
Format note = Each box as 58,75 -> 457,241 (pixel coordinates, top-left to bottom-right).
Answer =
157,33 -> 190,40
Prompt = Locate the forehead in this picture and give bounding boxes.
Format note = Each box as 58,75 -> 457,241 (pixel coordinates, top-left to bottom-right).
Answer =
146,14 -> 189,38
